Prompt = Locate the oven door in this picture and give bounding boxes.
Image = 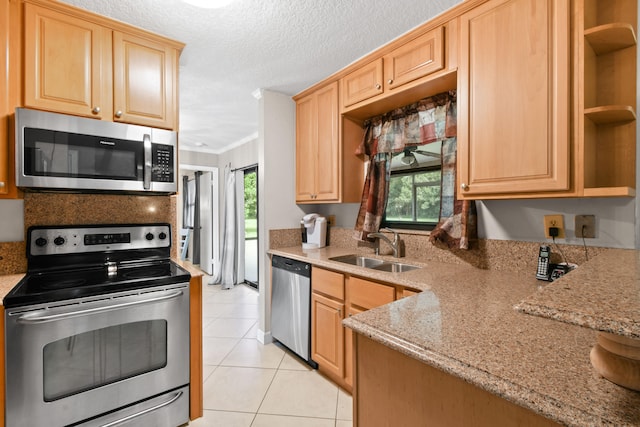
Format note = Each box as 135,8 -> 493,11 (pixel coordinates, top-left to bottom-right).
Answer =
4,284 -> 190,427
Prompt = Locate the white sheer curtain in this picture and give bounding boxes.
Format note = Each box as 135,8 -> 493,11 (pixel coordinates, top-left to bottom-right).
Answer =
210,167 -> 244,289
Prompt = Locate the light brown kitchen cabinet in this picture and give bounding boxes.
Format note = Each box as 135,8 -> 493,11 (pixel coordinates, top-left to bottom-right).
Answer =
457,0 -> 571,198
576,0 -> 637,197
113,32 -> 177,129
22,0 -> 182,130
341,25 -> 451,116
295,82 -> 342,203
341,59 -> 383,108
295,81 -> 365,204
341,27 -> 445,109
0,0 -> 19,200
311,266 -> 410,391
23,3 -> 111,120
354,334 -> 561,427
383,26 -> 444,91
311,292 -> 345,379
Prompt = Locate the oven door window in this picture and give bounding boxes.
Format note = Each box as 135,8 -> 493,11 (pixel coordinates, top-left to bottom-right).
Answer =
42,320 -> 167,401
23,128 -> 143,181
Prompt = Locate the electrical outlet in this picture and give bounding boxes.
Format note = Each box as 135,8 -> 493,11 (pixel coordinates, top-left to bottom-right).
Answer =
543,214 -> 565,239
575,214 -> 595,238
327,215 -> 336,227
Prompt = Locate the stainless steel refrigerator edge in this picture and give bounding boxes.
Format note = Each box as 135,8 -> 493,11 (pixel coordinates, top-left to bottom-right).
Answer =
270,256 -> 317,368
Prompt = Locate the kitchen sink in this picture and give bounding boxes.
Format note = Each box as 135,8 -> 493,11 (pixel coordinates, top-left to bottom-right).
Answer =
329,254 -> 386,268
371,262 -> 421,273
329,254 -> 421,273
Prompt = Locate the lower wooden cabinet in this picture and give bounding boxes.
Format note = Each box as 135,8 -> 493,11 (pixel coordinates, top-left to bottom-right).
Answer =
311,292 -> 345,378
354,334 -> 561,427
311,266 -> 418,391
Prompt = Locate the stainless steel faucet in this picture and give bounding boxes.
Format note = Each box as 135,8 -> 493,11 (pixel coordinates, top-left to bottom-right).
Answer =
369,228 -> 402,258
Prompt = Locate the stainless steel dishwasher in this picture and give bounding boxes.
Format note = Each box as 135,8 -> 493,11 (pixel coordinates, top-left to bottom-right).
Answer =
271,255 -> 317,368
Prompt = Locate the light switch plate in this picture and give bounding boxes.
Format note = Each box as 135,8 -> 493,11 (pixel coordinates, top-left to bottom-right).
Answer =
575,215 -> 595,238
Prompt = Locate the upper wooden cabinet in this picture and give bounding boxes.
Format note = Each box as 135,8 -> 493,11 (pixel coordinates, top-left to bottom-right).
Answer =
0,0 -> 19,199
22,0 -> 182,130
341,25 -> 453,117
113,32 -> 177,129
384,26 -> 444,91
296,82 -> 339,202
295,82 -> 364,204
576,0 -> 637,197
457,0 -> 571,198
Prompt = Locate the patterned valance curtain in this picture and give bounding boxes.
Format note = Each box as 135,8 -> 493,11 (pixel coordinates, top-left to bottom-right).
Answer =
353,91 -> 477,250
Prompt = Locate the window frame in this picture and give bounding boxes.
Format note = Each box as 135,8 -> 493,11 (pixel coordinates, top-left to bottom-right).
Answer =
382,165 -> 442,231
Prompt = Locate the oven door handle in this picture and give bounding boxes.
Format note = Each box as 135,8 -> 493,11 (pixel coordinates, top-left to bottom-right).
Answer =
99,390 -> 183,427
16,290 -> 184,324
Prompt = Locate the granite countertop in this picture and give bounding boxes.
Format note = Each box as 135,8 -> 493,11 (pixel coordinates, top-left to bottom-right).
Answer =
516,249 -> 640,339
0,274 -> 24,303
269,246 -> 640,427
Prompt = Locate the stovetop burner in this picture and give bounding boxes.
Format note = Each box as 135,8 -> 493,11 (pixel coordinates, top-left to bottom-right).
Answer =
3,224 -> 191,308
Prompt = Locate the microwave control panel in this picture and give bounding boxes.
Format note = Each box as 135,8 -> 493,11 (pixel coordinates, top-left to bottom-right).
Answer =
152,144 -> 174,182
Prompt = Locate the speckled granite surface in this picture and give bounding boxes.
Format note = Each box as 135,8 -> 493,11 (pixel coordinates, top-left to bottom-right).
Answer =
516,249 -> 640,340
0,274 -> 24,300
269,227 -> 610,275
269,246 -> 640,427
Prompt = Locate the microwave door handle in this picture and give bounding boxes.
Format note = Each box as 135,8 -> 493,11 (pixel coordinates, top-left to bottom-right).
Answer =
143,134 -> 152,190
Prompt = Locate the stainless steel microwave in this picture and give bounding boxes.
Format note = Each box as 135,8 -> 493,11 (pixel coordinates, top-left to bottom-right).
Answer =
15,108 -> 177,193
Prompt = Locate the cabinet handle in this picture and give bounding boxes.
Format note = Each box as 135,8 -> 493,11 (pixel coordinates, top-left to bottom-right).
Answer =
387,79 -> 393,85
115,110 -> 123,118
461,183 -> 469,191
375,83 -> 381,90
92,106 -> 100,114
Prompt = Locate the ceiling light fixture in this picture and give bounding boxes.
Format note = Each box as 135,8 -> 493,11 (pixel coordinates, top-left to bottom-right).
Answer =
181,0 -> 236,8
400,151 -> 417,166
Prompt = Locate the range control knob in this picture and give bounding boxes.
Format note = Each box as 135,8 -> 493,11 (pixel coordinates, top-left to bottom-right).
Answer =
145,233 -> 154,241
53,236 -> 66,246
158,232 -> 167,240
35,237 -> 48,247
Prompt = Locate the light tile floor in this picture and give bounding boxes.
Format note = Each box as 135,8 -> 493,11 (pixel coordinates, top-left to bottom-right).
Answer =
189,280 -> 353,427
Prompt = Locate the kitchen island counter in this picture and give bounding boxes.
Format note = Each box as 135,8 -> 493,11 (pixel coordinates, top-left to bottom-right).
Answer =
269,246 -> 640,427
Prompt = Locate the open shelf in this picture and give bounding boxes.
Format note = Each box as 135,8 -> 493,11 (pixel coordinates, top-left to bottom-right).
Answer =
584,23 -> 637,55
583,186 -> 636,197
584,105 -> 636,124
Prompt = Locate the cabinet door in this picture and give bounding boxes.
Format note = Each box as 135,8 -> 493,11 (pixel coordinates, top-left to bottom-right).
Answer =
349,277 -> 396,310
113,32 -> 176,129
0,0 -> 11,198
344,306 -> 364,389
23,3 -> 111,119
342,59 -> 383,108
384,26 -> 444,91
296,94 -> 317,201
314,82 -> 339,201
311,292 -> 344,378
457,0 -> 570,197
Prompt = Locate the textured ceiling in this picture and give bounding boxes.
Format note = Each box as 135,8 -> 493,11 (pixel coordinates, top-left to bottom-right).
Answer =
60,0 -> 461,153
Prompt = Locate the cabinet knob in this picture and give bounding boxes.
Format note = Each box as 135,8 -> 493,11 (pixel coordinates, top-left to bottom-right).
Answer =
387,79 -> 393,85
115,110 -> 123,118
92,106 -> 100,114
0,181 -> 5,188
461,183 -> 469,191
375,83 -> 381,90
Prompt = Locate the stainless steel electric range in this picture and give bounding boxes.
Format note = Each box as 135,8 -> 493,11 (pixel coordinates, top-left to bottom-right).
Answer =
4,223 -> 191,427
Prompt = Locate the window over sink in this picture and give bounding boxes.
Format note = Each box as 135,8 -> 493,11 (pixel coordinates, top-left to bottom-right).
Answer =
382,143 -> 441,231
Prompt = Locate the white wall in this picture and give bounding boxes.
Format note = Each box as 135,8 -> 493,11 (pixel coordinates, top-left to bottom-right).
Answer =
307,197 -> 637,249
257,89 -> 304,343
0,200 -> 24,242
